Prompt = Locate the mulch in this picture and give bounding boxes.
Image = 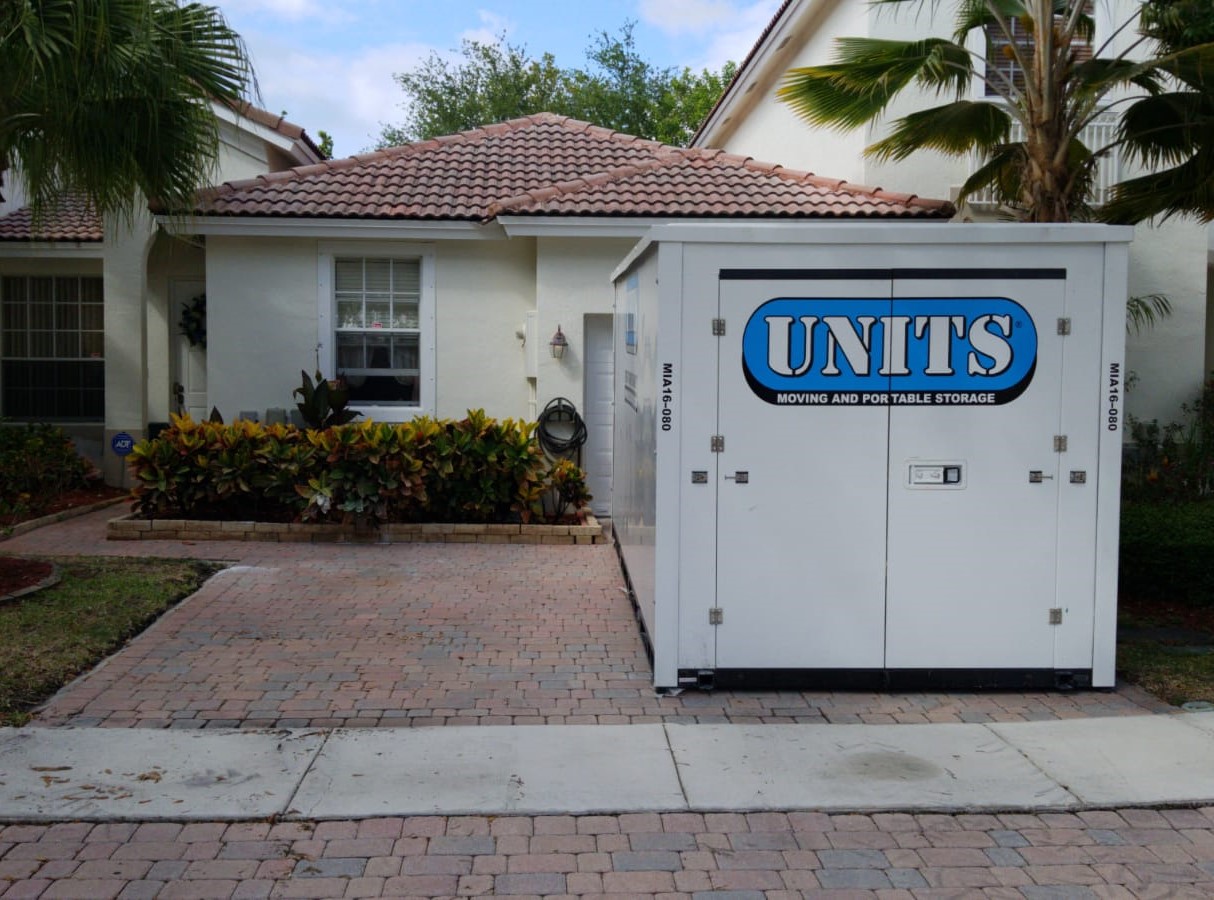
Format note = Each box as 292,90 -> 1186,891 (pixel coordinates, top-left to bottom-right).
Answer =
1,483 -> 128,596
0,556 -> 54,597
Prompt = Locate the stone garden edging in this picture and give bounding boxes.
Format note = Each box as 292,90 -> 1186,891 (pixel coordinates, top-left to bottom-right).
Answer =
107,514 -> 605,545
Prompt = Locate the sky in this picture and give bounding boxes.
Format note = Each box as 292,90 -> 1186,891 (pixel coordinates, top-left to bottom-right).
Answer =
212,0 -> 782,158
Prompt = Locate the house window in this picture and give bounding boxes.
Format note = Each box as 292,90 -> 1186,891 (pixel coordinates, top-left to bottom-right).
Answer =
1,275 -> 104,420
984,5 -> 1093,97
333,257 -> 421,406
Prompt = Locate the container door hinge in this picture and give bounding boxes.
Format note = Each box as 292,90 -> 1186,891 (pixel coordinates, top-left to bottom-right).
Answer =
1057,318 -> 1072,336
711,435 -> 725,453
712,318 -> 726,336
1054,435 -> 1068,452
709,607 -> 724,625
1049,608 -> 1063,625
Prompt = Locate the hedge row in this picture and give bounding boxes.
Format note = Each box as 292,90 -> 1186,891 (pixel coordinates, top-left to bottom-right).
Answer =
129,410 -> 589,526
1119,500 -> 1214,605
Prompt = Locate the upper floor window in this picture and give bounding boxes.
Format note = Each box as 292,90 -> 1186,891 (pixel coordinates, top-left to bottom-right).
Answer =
984,4 -> 1093,97
1,275 -> 104,420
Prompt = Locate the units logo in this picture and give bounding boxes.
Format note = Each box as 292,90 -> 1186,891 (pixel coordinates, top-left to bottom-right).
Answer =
741,297 -> 1037,406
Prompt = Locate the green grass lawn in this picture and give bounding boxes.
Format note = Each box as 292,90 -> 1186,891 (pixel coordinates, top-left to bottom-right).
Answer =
0,557 -> 219,726
1118,597 -> 1214,708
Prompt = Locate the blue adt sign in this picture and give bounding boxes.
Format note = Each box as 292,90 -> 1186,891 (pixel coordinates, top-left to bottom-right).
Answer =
111,432 -> 135,456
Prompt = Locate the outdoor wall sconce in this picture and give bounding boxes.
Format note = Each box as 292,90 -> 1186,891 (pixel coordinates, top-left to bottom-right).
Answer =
549,325 -> 569,360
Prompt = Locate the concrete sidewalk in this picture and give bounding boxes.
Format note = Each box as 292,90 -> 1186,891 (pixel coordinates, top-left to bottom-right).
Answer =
4,714 -> 1214,823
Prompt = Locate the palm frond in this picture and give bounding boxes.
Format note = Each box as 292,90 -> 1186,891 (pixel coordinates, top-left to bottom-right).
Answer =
957,141 -> 1027,209
1126,294 -> 1174,334
1098,151 -> 1214,224
778,37 -> 972,129
866,100 -> 1012,161
1117,92 -> 1209,167
1,0 -> 255,226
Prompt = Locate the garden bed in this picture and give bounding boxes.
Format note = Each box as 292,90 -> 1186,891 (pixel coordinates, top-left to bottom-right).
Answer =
107,513 -> 605,544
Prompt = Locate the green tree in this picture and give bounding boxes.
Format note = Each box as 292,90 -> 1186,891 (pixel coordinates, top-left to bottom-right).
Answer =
1101,0 -> 1214,222
776,0 -> 1214,224
316,130 -> 334,159
1,0 -> 254,224
378,23 -> 733,147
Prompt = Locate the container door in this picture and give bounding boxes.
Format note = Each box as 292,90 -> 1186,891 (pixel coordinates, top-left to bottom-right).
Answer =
884,273 -> 1066,669
713,273 -> 891,670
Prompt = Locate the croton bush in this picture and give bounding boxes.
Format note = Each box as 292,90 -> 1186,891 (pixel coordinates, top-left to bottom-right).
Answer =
128,410 -> 590,526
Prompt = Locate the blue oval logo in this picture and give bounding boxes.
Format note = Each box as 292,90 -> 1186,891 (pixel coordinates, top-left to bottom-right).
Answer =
741,297 -> 1038,406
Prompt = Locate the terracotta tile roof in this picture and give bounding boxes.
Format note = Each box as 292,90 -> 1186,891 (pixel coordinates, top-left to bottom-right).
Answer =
184,113 -> 952,221
0,196 -> 102,242
486,148 -> 951,218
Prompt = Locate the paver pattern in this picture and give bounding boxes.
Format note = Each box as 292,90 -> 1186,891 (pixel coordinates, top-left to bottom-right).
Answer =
4,808 -> 1214,898
7,508 -> 1173,729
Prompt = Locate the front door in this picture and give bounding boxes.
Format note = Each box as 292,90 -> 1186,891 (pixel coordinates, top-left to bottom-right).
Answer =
171,280 -> 207,420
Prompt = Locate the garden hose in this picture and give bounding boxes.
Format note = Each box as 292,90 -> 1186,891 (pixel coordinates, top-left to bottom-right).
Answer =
537,397 -> 588,459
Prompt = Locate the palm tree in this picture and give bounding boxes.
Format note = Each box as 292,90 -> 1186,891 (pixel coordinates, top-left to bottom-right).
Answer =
776,0 -> 1214,224
1101,0 -> 1214,223
1,0 -> 254,225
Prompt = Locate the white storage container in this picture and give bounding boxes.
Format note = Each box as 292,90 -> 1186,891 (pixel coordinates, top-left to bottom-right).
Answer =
611,223 -> 1133,691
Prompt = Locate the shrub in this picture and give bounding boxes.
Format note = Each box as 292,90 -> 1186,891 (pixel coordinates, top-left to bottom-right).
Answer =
0,421 -> 89,517
129,416 -> 311,521
1123,377 -> 1214,502
1120,500 -> 1214,605
129,410 -> 583,526
547,457 -> 592,520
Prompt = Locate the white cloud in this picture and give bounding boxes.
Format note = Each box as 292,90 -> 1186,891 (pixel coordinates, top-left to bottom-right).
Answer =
218,0 -> 354,25
661,0 -> 782,71
638,0 -> 736,36
459,10 -> 515,46
245,37 -> 442,156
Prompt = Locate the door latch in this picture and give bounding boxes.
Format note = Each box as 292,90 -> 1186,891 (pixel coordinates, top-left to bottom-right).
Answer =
1029,470 -> 1055,483
723,471 -> 749,483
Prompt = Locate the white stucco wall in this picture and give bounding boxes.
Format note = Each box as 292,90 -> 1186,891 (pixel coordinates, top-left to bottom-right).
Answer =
719,1 -> 869,181
204,235 -> 540,424
214,119 -> 276,185
534,237 -> 636,415
1124,220 -> 1211,424
433,239 -> 535,420
204,236 -> 320,420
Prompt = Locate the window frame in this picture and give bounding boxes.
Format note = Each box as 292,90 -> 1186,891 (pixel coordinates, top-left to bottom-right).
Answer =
975,3 -> 1095,101
317,242 -> 436,421
1,274 -> 105,422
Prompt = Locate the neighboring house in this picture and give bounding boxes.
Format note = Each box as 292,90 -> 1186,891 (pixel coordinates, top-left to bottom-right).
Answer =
693,0 -> 1213,426
149,113 -> 949,512
0,103 -> 323,484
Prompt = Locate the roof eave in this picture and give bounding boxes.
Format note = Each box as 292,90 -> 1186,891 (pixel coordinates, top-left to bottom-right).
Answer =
156,214 -> 506,241
0,239 -> 105,257
692,0 -> 843,148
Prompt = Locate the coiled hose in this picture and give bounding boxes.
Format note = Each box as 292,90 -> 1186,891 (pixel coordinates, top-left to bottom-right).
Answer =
537,397 -> 587,459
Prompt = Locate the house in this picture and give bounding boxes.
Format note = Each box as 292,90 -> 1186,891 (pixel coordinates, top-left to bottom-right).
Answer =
131,114 -> 954,510
0,103 -> 324,484
692,0 -> 1212,427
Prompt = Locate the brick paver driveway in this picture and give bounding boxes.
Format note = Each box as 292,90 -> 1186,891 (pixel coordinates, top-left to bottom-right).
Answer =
6,809 -> 1214,899
5,507 -> 1171,729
